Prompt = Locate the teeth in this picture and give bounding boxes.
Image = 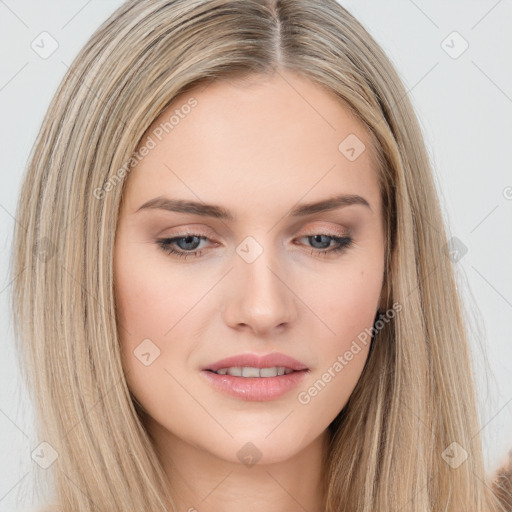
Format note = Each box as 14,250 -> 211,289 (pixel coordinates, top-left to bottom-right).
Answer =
214,366 -> 295,377
242,366 -> 260,377
261,366 -> 281,377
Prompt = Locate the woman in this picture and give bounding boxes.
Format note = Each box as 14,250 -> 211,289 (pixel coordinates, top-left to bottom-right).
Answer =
10,0 -> 510,510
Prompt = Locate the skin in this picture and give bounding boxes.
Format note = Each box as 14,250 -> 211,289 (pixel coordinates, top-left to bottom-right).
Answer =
113,69 -> 386,512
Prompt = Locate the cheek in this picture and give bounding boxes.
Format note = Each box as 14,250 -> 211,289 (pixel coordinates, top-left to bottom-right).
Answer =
113,248 -> 199,415
114,244 -> 173,380
333,270 -> 380,336
299,258 -> 382,399
114,246 -> 204,342
302,259 -> 383,342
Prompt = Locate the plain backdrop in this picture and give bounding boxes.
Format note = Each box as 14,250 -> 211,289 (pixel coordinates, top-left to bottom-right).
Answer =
1,1 -> 511,510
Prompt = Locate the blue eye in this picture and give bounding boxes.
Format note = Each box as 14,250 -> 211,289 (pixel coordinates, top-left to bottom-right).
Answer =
156,233 -> 353,259
302,234 -> 354,256
157,234 -> 208,258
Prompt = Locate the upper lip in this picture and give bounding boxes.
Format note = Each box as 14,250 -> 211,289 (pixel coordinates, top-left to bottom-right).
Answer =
203,352 -> 309,372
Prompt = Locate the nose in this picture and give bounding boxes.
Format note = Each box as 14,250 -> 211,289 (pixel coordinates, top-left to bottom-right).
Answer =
222,241 -> 298,336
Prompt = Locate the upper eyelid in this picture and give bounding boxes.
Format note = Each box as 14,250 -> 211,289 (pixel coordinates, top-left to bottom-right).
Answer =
160,230 -> 350,247
162,223 -> 350,239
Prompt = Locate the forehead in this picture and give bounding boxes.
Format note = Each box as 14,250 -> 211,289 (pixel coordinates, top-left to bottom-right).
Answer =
123,71 -> 381,217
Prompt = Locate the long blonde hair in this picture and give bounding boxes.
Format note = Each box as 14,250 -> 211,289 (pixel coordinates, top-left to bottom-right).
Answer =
10,0 -> 506,510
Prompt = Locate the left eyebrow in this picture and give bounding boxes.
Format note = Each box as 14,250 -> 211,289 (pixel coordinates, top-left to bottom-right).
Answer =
289,194 -> 372,216
134,193 -> 372,220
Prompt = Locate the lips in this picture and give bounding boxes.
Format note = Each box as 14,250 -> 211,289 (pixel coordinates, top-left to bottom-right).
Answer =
201,367 -> 309,401
202,352 -> 309,372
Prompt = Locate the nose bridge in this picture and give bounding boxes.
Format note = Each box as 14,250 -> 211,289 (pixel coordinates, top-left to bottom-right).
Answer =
224,234 -> 297,333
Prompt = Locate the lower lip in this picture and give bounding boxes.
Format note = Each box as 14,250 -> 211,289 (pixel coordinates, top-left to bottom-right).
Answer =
200,369 -> 309,401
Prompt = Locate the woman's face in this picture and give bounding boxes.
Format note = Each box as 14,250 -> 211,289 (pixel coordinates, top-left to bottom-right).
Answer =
114,70 -> 385,467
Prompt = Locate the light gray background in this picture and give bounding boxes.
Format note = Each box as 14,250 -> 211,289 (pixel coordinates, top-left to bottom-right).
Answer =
1,1 -> 511,510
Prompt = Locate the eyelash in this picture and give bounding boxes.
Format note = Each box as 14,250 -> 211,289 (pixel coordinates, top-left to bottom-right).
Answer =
156,233 -> 354,259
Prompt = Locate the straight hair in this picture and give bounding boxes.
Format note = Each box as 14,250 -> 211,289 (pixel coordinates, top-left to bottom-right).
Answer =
10,1 -> 507,510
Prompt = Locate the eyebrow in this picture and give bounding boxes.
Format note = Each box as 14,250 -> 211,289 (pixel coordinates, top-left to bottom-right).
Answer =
135,193 -> 372,220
